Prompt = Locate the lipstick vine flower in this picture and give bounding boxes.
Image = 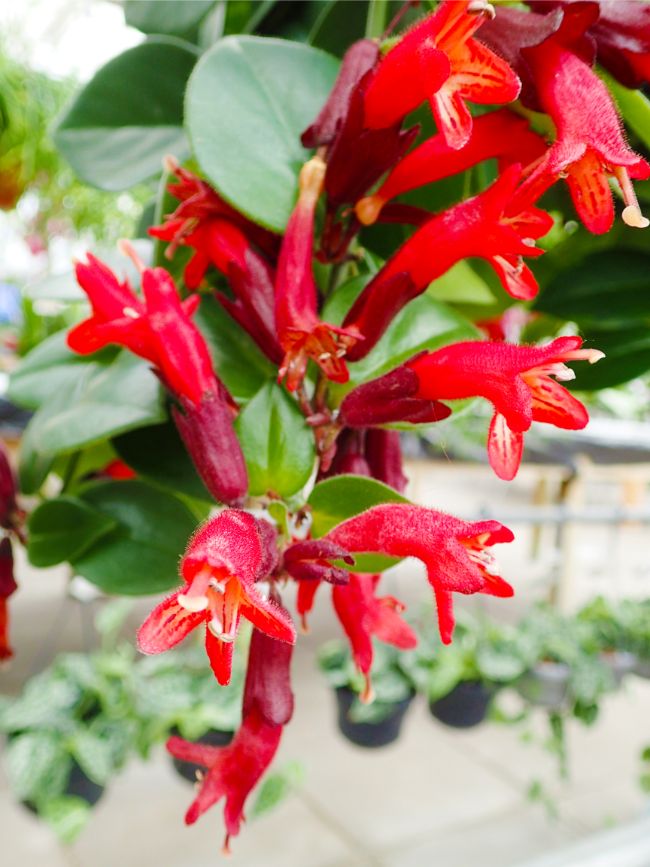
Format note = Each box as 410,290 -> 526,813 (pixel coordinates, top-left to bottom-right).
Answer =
138,510 -> 295,685
327,504 -> 514,643
364,0 -> 521,149
0,537 -> 16,662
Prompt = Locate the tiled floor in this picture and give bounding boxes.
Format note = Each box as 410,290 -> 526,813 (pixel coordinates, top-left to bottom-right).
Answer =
2,461 -> 650,865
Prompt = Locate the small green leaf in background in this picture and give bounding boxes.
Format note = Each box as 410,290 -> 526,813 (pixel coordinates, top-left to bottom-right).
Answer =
195,297 -> 276,401
185,36 -> 339,231
21,351 -> 166,456
534,250 -> 650,326
69,729 -> 114,786
73,481 -> 197,595
114,422 -> 212,501
427,260 -> 496,306
124,1 -> 215,37
603,70 -> 650,151
251,761 -> 304,819
568,326 -> 650,391
235,382 -> 315,498
53,38 -> 199,190
4,732 -> 67,802
27,496 -> 118,568
41,796 -> 92,844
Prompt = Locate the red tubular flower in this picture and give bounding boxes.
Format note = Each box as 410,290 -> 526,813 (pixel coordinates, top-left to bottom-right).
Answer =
365,429 -> 409,494
0,537 -> 16,662
527,1 -> 650,89
406,336 -> 604,480
69,247 -> 248,504
513,38 -> 650,233
167,628 -> 294,853
275,157 -> 361,390
332,573 -> 417,702
364,0 -> 521,149
327,504 -> 514,643
339,365 -> 452,427
283,538 -> 353,585
356,109 -> 547,225
138,510 -> 295,685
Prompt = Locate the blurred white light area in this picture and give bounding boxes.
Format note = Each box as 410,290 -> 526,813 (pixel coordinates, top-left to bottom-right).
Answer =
0,0 -> 142,80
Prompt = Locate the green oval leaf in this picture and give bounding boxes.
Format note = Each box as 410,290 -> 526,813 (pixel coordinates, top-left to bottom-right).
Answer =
124,1 -> 215,36
234,381 -> 315,498
534,250 -> 650,326
53,38 -> 199,190
27,497 -> 118,568
22,351 -> 166,455
568,326 -> 650,390
186,35 -> 339,231
74,481 -> 197,595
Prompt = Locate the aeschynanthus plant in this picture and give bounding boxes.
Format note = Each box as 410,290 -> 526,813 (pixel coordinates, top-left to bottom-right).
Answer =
11,0 -> 649,852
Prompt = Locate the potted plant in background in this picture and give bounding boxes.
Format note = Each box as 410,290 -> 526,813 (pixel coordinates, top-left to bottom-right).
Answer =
577,597 -> 638,685
622,599 -> 650,679
318,641 -> 416,749
405,612 -> 533,729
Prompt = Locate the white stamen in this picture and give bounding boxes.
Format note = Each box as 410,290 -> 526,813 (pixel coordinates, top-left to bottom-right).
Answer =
622,204 -> 650,229
209,578 -> 226,594
178,593 -> 209,612
122,306 -> 140,319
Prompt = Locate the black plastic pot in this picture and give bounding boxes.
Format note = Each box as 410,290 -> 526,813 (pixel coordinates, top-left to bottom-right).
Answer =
429,681 -> 494,729
170,728 -> 234,783
23,759 -> 105,815
335,686 -> 414,748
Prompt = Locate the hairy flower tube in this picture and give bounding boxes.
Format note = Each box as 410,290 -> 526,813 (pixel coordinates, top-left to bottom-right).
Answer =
138,510 -> 295,685
275,156 -> 360,390
511,27 -> 650,231
364,0 -> 521,149
167,628 -> 294,852
406,336 -> 604,480
356,108 -> 547,226
68,247 -> 248,504
327,504 -> 514,643
344,167 -> 553,361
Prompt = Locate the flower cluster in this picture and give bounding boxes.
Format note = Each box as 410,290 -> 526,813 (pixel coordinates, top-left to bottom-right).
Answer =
60,0 -> 649,850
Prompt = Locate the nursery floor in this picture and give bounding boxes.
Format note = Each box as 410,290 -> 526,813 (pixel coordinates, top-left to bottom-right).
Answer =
3,459 -> 650,867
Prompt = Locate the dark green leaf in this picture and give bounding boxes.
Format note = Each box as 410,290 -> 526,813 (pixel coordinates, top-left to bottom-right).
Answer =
113,422 -> 211,501
534,250 -> 650,326
18,419 -> 55,495
234,382 -> 315,498
22,351 -> 166,455
74,481 -> 197,595
194,297 -> 275,400
185,35 -> 339,231
124,1 -> 215,36
308,1 -> 368,56
27,497 -> 118,568
53,38 -> 199,190
568,326 -> 650,390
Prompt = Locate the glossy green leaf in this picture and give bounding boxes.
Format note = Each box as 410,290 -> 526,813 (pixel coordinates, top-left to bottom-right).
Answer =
308,0 -> 368,56
194,297 -> 275,400
234,381 -> 315,498
27,497 -> 118,568
569,326 -> 650,390
185,35 -> 339,231
21,352 -> 166,455
113,422 -> 212,501
308,474 -> 408,571
427,260 -> 496,305
124,1 -> 215,36
8,331 -> 114,411
534,250 -> 650,326
53,38 -> 199,190
603,71 -> 650,151
74,481 -> 197,595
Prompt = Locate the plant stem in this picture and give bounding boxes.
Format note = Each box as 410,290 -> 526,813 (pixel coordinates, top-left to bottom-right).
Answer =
366,0 -> 389,39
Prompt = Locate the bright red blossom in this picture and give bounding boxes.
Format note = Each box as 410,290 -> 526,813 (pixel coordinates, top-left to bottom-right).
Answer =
364,0 -> 521,149
138,511 -> 295,685
356,109 -> 546,226
407,336 -> 604,480
275,156 -> 360,390
513,38 -> 650,233
332,573 -> 417,702
327,504 -> 514,643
